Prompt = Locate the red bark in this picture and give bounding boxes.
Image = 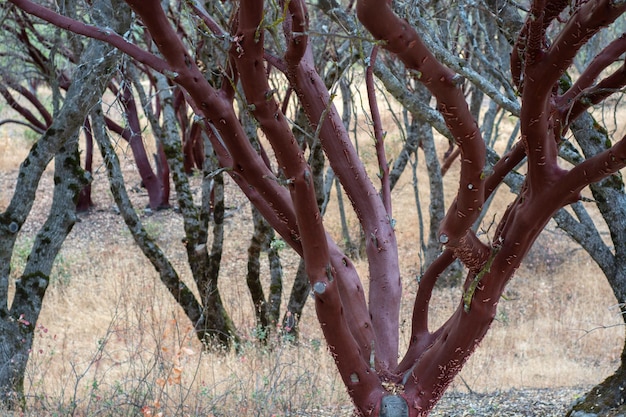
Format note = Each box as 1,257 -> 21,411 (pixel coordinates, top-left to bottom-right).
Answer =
113,78 -> 170,209
9,0 -> 626,415
355,0 -> 626,414
235,4 -> 386,407
0,84 -> 48,132
366,46 -> 392,215
289,43 -> 400,378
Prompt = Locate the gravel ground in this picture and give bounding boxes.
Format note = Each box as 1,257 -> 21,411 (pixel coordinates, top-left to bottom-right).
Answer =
430,386 -> 584,416
300,386 -> 586,416
0,386 -> 592,416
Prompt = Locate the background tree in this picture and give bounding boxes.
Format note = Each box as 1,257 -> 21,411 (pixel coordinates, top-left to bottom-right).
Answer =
6,1 -> 626,416
0,0 -> 128,406
0,7 -> 175,211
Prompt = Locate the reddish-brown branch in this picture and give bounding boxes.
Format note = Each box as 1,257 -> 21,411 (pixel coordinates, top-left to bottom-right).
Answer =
116,78 -> 167,209
0,84 -> 48,132
545,0 -> 626,89
402,303 -> 490,412
484,142 -> 526,197
397,249 -> 455,374
312,256 -> 387,416
284,0 -> 308,70
510,24 -> 526,91
563,133 -> 626,199
289,46 -> 401,373
515,0 -> 626,168
558,35 -> 626,110
519,62 -> 562,191
183,121 -> 204,173
525,0 -> 547,67
440,147 -> 460,176
235,1 -> 328,281
366,46 -> 392,216
355,3 -> 494,385
558,70 -> 626,138
8,0 -> 171,74
514,2 -> 564,189
286,43 -> 393,259
356,0 -> 486,251
398,142 -> 525,373
510,0 -> 569,92
401,201 -> 556,414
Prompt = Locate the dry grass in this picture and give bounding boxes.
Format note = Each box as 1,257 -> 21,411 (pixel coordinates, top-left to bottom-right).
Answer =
1,100 -> 624,416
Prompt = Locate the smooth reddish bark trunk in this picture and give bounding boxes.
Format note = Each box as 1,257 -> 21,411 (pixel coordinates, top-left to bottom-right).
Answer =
8,0 -> 626,415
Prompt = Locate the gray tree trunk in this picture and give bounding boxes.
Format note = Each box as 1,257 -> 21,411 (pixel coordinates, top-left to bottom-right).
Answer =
558,112 -> 626,416
152,74 -> 238,349
0,2 -> 127,405
90,103 -> 205,329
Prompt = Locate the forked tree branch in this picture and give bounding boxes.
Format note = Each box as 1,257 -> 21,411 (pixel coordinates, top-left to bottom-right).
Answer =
285,35 -> 401,375
8,0 -> 626,415
356,0 -> 489,269
558,35 -> 626,113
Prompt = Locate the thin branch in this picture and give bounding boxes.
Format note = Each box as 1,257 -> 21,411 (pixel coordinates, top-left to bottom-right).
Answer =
356,0 -> 487,252
366,46 -> 391,215
0,84 -> 48,131
563,132 -> 626,197
7,0 -> 171,74
558,34 -> 626,111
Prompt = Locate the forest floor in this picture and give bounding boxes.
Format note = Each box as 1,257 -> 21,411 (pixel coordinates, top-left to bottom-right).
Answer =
1,129 -> 623,416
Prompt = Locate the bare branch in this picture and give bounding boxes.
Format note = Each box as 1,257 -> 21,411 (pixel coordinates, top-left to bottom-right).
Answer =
8,0 -> 170,73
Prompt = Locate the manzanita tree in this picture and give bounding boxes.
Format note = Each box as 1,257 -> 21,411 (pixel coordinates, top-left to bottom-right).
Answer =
7,0 -> 626,416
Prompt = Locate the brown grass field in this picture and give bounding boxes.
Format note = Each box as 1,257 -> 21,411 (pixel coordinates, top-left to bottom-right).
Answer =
1,98 -> 625,416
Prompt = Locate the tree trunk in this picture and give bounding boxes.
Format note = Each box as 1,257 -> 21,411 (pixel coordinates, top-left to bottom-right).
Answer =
0,4 -> 126,404
91,103 -> 205,334
567,311 -> 626,417
561,113 -> 626,417
76,118 -> 95,212
245,205 -> 285,341
196,169 -> 239,347
267,241 -> 283,329
0,132 -> 88,408
246,205 -> 273,336
282,258 -> 309,339
154,73 -> 238,349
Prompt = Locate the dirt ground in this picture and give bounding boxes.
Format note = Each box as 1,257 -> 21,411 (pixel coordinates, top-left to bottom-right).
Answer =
1,118 -> 624,415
